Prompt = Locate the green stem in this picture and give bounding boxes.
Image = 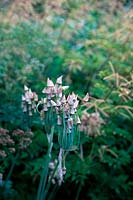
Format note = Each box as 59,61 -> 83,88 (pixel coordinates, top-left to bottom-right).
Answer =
36,126 -> 54,200
4,152 -> 19,188
47,184 -> 58,200
62,109 -> 66,149
75,183 -> 82,200
89,142 -> 95,160
42,160 -> 59,200
80,144 -> 84,160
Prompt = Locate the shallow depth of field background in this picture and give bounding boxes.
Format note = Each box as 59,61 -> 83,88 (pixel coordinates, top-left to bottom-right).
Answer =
0,0 -> 132,200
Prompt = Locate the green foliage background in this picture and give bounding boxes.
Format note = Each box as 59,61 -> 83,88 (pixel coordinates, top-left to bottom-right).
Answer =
0,0 -> 133,199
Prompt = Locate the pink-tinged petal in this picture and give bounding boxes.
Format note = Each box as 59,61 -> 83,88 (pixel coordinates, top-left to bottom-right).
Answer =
43,105 -> 48,111
42,98 -> 47,104
47,101 -> 51,107
73,100 -> 79,108
62,86 -> 69,90
72,92 -> 77,101
24,85 -> 29,91
47,78 -> 54,87
51,100 -> 57,107
57,115 -> 62,125
76,116 -> 81,124
56,100 -> 61,107
33,92 -> 38,101
42,88 -> 47,93
53,85 -> 58,94
67,118 -> 73,127
28,89 -> 33,98
22,95 -> 26,101
67,94 -> 74,106
70,108 -> 75,115
61,95 -> 66,104
83,93 -> 89,102
56,75 -> 63,85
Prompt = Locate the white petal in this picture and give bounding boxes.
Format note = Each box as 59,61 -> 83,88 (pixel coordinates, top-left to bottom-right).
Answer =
62,86 -> 69,90
24,85 -> 29,91
50,100 -> 57,107
83,93 -> 89,102
77,116 -> 81,124
73,100 -> 79,108
61,95 -> 66,104
42,88 -> 47,93
57,115 -> 62,125
22,95 -> 26,101
56,75 -> 63,85
47,78 -> 54,87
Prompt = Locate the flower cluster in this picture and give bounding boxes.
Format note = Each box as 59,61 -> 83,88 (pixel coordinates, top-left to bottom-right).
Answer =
37,76 -> 81,149
12,129 -> 33,149
0,128 -> 15,158
80,112 -> 104,137
0,128 -> 34,159
40,76 -> 79,119
22,85 -> 38,115
49,159 -> 66,186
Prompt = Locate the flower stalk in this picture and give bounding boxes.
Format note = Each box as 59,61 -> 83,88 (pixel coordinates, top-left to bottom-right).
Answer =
21,76 -> 89,200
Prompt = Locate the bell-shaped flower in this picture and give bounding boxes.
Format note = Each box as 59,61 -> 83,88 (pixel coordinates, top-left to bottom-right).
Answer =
67,94 -> 74,106
56,100 -> 61,107
70,108 -> 75,115
57,86 -> 63,98
33,92 -> 38,101
42,98 -> 47,104
57,115 -> 62,125
76,116 -> 81,124
71,92 -> 77,102
67,117 -> 73,128
47,101 -> 51,107
61,95 -> 66,104
28,89 -> 34,99
73,100 -> 79,109
43,105 -> 48,111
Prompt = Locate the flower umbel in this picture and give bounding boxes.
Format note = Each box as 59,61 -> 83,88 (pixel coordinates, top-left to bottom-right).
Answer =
37,76 -> 81,150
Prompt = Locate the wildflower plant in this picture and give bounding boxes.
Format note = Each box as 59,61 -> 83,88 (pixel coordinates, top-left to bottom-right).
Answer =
0,128 -> 34,199
22,76 -> 84,200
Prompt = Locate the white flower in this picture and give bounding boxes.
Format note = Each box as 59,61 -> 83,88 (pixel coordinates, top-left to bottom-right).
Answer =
57,115 -> 62,125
